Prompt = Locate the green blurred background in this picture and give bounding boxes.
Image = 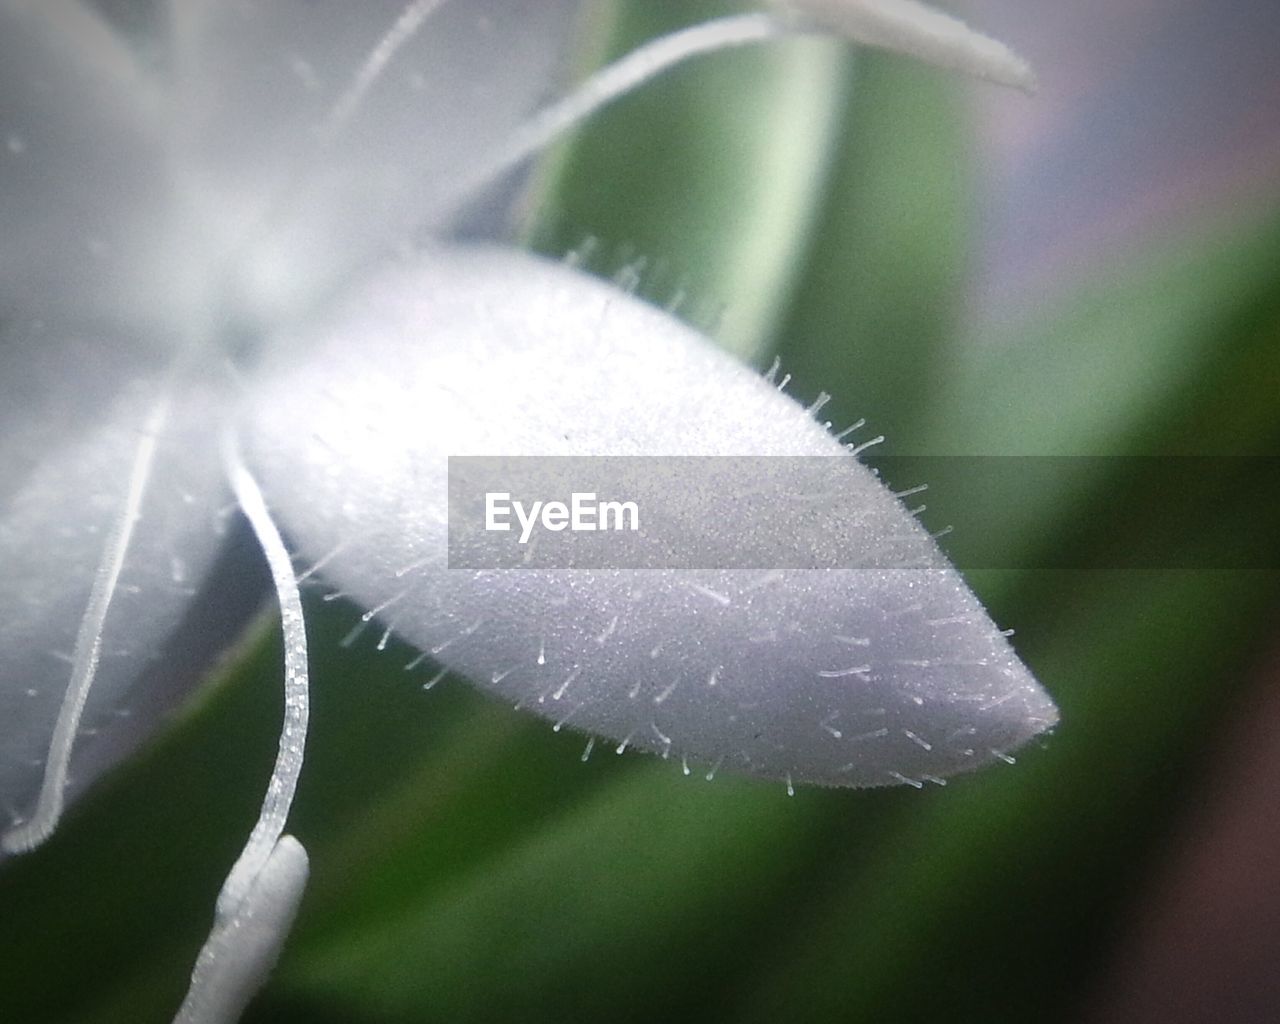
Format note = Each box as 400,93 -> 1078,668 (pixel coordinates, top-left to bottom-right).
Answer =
3,1 -> 1279,1021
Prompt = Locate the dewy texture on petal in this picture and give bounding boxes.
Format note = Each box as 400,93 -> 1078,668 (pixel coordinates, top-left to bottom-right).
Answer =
0,331 -> 231,849
241,246 -> 1057,788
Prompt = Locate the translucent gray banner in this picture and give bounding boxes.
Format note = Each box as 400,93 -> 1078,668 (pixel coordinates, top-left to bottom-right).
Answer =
446,456 -> 1280,570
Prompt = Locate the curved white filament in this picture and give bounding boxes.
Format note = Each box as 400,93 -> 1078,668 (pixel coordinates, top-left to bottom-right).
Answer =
172,444 -> 314,1021
449,1 -> 1036,212
173,444 -> 313,1022
321,0 -> 451,143
2,392 -> 170,854
449,12 -> 796,211
213,443 -> 310,918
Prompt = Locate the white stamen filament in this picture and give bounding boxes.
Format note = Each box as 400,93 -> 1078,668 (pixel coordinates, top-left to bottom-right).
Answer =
213,443 -> 310,918
449,0 -> 1035,212
172,443 -> 313,1023
448,12 -> 797,210
320,0 -> 450,143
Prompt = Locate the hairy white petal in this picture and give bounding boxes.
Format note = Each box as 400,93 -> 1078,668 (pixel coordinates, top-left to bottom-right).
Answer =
242,247 -> 1057,788
772,0 -> 1036,90
0,332 -> 231,843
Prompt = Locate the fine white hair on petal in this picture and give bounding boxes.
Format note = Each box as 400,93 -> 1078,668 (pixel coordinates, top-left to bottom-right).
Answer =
241,245 -> 1058,789
770,0 -> 1037,91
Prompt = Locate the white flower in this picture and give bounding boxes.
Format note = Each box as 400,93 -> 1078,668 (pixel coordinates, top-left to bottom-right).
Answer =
0,2 -> 1054,1021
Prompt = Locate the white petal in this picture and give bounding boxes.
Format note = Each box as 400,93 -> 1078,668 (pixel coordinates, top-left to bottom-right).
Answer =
0,1 -> 171,324
241,247 -> 1057,788
166,0 -> 584,326
772,0 -> 1036,90
0,330 -> 232,845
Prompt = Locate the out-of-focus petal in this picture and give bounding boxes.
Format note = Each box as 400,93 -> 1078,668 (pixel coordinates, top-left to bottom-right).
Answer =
0,0 -> 172,326
0,330 -> 232,844
167,0 -> 585,326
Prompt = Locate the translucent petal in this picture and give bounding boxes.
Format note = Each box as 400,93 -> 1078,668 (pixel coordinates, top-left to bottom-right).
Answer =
0,330 -> 233,844
0,1 -> 172,325
241,247 -> 1057,788
166,0 -> 585,325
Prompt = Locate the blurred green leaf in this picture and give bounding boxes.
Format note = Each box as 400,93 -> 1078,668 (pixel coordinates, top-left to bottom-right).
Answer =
274,764 -> 828,1023
529,0 -> 852,362
921,205 -> 1280,458
910,202 -> 1280,585
769,50 -> 975,445
730,564 -> 1280,1023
